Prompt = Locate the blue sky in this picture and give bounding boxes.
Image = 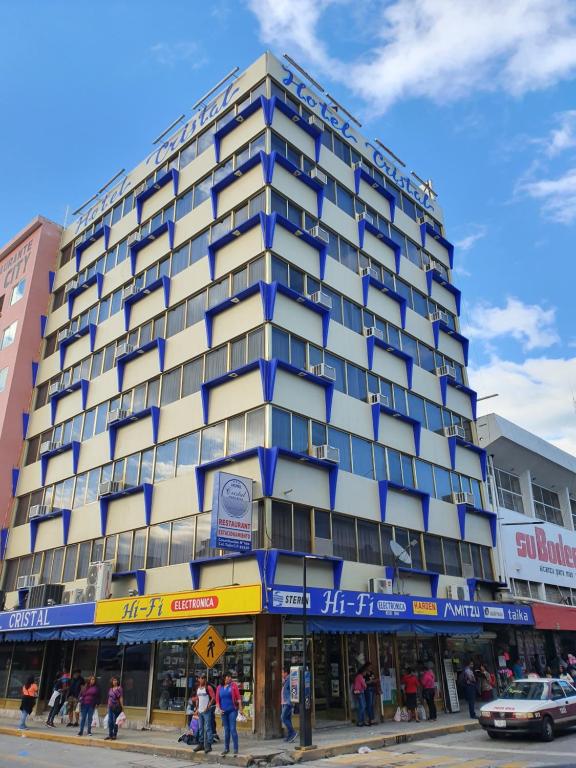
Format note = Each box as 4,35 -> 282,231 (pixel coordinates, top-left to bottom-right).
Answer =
1,0 -> 576,450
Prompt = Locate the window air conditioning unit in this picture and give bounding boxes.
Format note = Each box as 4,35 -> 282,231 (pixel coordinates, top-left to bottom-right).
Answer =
308,115 -> 324,130
29,505 -> 52,520
446,585 -> 469,601
355,212 -> 374,224
107,409 -> 131,426
123,283 -> 137,300
40,440 -> 62,455
313,537 -> 333,556
17,575 -> 39,590
98,481 -> 124,498
310,168 -> 327,185
48,381 -> 62,397
443,425 -> 466,440
429,310 -> 449,325
495,589 -> 514,603
311,444 -> 340,463
115,342 -> 135,359
435,365 -> 456,379
309,363 -> 336,381
62,588 -> 85,605
452,491 -> 475,506
363,326 -> 384,341
369,577 -> 394,594
308,225 -> 329,244
65,279 -> 78,295
57,328 -> 70,345
85,562 -> 113,602
309,291 -> 332,310
368,392 -> 389,407
360,266 -> 379,281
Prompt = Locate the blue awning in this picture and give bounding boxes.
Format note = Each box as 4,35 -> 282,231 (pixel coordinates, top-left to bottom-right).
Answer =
117,620 -> 208,645
308,617 -> 482,635
33,628 -> 61,641
5,631 -> 32,642
61,625 -> 117,641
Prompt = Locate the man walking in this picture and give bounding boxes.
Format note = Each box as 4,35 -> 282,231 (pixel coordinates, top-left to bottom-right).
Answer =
281,668 -> 297,743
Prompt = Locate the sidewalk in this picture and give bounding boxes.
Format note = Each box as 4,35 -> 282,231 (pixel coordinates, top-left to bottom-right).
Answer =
0,711 -> 480,765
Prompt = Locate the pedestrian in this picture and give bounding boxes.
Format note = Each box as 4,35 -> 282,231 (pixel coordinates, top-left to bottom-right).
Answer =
363,662 -> 380,725
216,673 -> 242,756
420,666 -> 437,721
463,661 -> 478,719
478,664 -> 494,702
559,665 -> 574,683
105,677 -> 124,741
281,668 -> 297,743
19,676 -> 38,730
544,667 -> 553,678
401,668 -> 420,722
352,666 -> 368,726
193,673 -> 216,754
66,669 -> 84,728
46,672 -> 68,728
78,675 -> 100,736
512,658 -> 525,679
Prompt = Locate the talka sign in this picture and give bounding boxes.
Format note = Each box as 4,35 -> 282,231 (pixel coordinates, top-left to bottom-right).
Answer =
0,602 -> 95,632
269,586 -> 533,626
280,65 -> 436,213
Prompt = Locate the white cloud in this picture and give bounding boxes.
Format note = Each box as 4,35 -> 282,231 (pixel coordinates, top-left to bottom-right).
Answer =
150,42 -> 207,68
545,110 -> 576,156
470,356 -> 576,455
247,0 -> 576,115
463,297 -> 559,351
517,167 -> 576,224
454,227 -> 487,252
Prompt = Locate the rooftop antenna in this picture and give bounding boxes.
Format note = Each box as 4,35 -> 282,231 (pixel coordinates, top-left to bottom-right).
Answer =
374,139 -> 406,168
152,114 -> 186,145
283,53 -> 325,93
72,193 -> 99,217
325,92 -> 362,127
97,168 -> 126,194
191,66 -> 239,111
411,171 -> 437,199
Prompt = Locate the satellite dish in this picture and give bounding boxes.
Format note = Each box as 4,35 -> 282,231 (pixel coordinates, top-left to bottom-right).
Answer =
390,539 -> 412,566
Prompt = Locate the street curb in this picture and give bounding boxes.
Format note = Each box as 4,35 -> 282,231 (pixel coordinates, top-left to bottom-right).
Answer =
0,720 -> 481,764
291,721 -> 481,762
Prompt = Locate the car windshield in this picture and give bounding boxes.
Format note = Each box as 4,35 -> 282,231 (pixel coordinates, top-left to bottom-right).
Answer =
501,681 -> 547,701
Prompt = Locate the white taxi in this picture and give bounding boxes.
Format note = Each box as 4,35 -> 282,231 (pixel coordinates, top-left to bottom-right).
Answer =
479,678 -> 576,741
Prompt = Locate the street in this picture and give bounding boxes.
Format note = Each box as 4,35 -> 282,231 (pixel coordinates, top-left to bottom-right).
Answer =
308,728 -> 576,768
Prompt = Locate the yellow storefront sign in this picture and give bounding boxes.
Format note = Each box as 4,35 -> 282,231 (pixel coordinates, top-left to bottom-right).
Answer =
413,600 -> 438,616
193,625 -> 227,668
95,584 -> 261,624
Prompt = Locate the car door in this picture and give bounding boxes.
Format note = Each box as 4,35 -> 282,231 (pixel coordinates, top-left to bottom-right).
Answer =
551,682 -> 570,724
558,680 -> 576,722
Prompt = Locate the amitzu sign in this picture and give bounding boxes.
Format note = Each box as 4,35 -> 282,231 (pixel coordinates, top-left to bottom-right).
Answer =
210,472 -> 253,552
502,513 -> 576,589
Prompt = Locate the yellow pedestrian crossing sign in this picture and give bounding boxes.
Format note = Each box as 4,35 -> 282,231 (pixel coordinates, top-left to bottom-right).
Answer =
192,625 -> 227,668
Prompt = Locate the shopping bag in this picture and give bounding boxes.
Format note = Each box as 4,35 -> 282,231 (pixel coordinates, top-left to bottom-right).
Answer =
400,707 -> 410,722
416,704 -> 427,721
116,711 -> 127,727
92,709 -> 100,729
103,713 -> 109,729
393,707 -> 402,722
237,711 -> 247,722
48,691 -> 59,707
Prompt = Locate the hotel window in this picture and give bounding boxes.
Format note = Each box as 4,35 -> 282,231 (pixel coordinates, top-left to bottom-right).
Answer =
0,321 -> 17,349
0,366 -> 7,392
532,483 -> 563,526
10,278 -> 25,305
494,468 -> 524,514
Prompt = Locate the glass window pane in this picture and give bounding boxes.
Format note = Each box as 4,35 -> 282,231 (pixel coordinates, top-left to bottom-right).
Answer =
154,441 -> 176,482
170,518 -> 195,565
177,432 -> 200,475
146,523 -> 170,568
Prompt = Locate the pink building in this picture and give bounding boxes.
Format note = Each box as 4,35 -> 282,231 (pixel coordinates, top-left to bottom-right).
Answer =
0,217 -> 61,536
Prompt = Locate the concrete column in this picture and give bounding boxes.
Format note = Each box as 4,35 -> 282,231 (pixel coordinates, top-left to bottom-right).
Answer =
558,486 -> 573,531
518,470 -> 535,518
254,613 -> 283,738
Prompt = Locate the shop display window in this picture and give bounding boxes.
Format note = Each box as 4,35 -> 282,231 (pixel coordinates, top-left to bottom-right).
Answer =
154,641 -> 188,711
8,644 -> 43,699
0,646 -> 13,698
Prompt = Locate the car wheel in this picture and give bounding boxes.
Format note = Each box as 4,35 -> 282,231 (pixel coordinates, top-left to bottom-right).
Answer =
541,716 -> 554,742
487,730 -> 504,739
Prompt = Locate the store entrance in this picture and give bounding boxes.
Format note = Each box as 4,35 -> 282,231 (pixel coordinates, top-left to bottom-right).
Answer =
313,633 -> 346,722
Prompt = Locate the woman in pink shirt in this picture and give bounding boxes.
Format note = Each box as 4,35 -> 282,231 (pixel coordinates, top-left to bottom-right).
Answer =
352,667 -> 368,726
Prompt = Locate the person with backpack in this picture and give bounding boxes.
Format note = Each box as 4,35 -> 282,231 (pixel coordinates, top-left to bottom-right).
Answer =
193,674 -> 216,754
19,676 -> 38,730
216,673 -> 242,757
46,672 -> 69,728
420,666 -> 437,721
105,677 -> 124,740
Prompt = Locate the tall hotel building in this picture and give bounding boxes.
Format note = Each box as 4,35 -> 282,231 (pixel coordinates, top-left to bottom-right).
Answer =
0,53 -> 532,732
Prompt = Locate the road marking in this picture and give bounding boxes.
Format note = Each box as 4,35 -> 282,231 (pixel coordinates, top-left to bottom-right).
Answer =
413,740 -> 576,758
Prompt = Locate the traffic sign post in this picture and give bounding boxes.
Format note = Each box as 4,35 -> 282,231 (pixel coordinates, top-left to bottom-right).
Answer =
192,625 -> 227,668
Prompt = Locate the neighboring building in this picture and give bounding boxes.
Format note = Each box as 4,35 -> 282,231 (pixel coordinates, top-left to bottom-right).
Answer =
0,217 -> 61,543
478,412 -> 576,672
0,53 -> 531,732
